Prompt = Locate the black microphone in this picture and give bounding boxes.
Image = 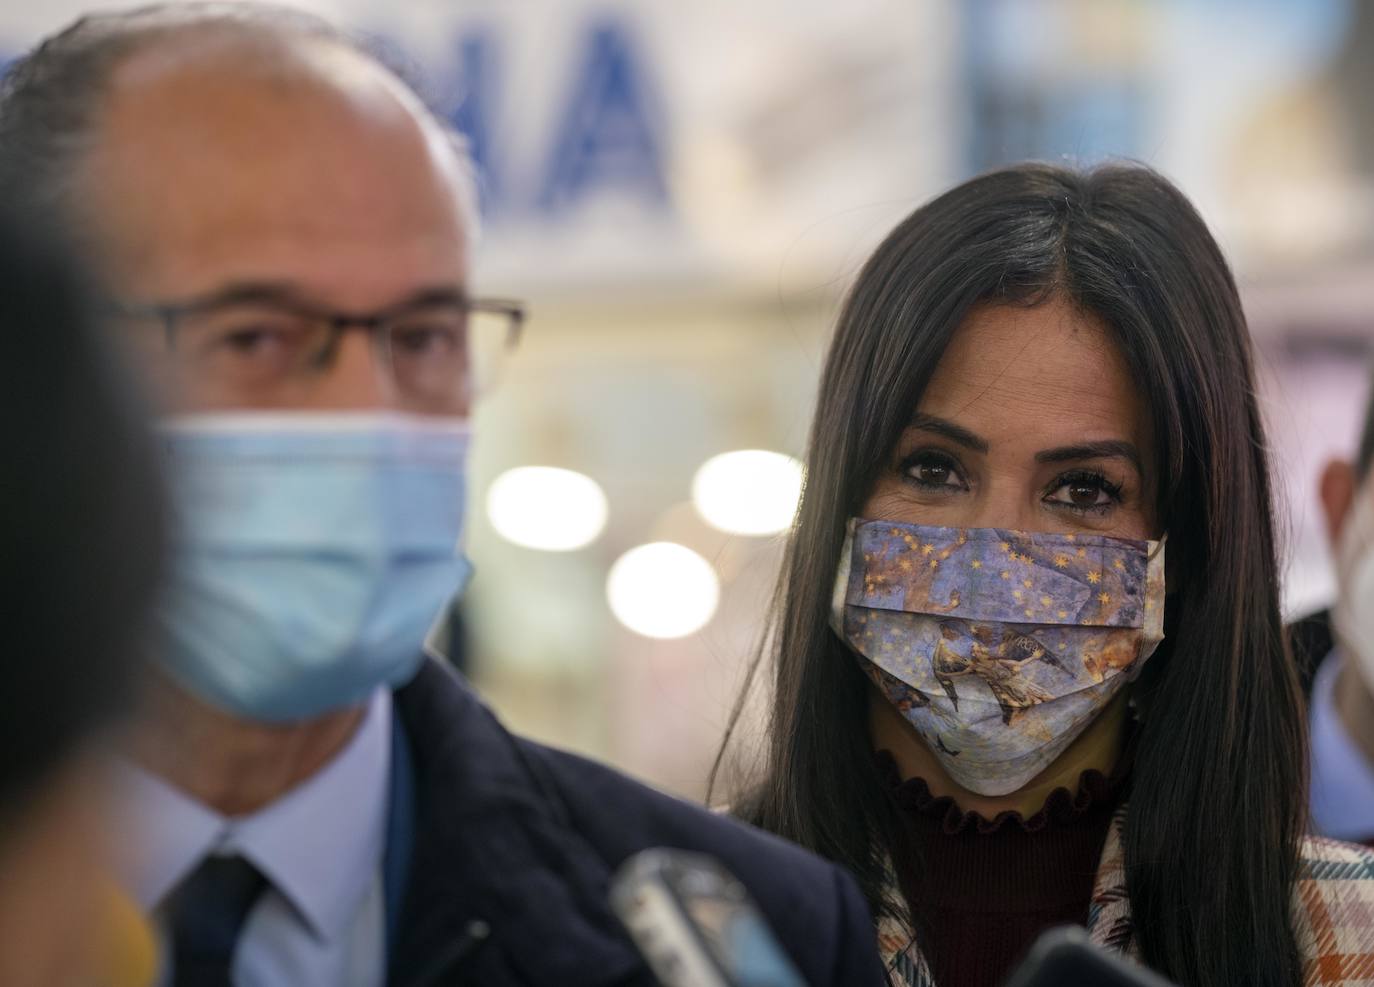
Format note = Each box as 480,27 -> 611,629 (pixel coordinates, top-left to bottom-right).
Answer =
1003,926 -> 1178,987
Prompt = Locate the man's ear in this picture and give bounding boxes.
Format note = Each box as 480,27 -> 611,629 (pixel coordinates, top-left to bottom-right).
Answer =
1319,458 -> 1358,545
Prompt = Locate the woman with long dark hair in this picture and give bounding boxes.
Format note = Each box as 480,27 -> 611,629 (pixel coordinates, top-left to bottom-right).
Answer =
715,163 -> 1374,986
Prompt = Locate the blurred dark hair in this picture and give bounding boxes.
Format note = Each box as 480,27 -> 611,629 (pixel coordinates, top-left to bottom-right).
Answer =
715,163 -> 1306,987
0,210 -> 165,825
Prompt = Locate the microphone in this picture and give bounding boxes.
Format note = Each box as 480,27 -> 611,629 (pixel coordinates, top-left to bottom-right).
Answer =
1003,926 -> 1178,987
610,849 -> 806,987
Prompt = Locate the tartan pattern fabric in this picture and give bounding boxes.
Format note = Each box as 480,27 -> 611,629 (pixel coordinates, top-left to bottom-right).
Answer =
1294,836 -> 1374,985
877,805 -> 1374,986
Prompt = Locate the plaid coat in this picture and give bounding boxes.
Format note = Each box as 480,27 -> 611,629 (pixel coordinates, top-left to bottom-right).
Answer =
877,805 -> 1374,986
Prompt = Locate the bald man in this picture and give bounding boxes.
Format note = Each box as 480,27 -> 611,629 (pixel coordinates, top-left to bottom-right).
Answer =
0,7 -> 885,986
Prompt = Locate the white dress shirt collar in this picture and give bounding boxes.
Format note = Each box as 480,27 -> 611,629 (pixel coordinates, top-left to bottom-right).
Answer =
117,688 -> 393,944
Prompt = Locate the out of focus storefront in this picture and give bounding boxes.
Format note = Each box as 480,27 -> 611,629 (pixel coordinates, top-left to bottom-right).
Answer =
5,0 -> 1371,795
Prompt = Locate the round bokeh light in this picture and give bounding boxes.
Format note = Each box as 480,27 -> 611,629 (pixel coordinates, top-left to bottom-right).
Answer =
606,542 -> 720,639
691,449 -> 803,536
486,466 -> 609,552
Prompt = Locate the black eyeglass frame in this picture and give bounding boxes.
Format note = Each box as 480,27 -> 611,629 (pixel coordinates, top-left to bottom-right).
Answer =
114,288 -> 527,355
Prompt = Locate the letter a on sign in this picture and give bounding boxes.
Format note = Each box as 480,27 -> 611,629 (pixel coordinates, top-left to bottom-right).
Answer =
537,21 -> 669,215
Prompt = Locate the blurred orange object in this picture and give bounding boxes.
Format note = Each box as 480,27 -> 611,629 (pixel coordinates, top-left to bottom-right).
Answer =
103,885 -> 159,987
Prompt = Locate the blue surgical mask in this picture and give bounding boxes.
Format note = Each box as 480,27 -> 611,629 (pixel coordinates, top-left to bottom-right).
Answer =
156,412 -> 472,722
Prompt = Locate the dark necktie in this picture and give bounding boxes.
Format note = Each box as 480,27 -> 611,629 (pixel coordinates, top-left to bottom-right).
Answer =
164,854 -> 269,987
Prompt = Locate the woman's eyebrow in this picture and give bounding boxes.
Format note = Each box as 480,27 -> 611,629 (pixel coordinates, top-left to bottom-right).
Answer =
909,413 -> 990,453
1035,440 -> 1143,474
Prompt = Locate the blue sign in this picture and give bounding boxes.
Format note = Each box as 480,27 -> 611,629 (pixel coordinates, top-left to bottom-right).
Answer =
445,19 -> 670,223
450,30 -> 502,210
536,21 -> 668,215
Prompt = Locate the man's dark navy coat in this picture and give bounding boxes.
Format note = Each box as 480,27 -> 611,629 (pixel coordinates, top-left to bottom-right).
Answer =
385,659 -> 887,986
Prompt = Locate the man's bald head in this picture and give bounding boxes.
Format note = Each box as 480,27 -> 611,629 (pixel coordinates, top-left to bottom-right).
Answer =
0,2 -> 478,265
0,3 -> 485,417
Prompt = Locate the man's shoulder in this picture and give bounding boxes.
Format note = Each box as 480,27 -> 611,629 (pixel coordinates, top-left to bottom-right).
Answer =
515,737 -> 845,888
392,660 -> 885,985
1294,835 -> 1374,975
398,658 -> 844,883
513,738 -> 884,982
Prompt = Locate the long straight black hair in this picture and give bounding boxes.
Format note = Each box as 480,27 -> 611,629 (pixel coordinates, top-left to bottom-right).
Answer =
715,163 -> 1307,987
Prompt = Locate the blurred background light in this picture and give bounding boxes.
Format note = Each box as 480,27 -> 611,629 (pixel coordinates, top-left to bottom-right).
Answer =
606,542 -> 720,639
486,466 -> 609,551
691,449 -> 804,536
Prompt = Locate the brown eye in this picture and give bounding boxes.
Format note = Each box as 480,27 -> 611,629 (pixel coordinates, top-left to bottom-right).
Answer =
1068,483 -> 1103,508
916,462 -> 951,485
901,451 -> 966,491
1044,470 -> 1122,514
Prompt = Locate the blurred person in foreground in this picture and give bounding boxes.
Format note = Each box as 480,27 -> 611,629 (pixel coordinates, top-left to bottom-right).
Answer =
0,5 -> 885,986
0,212 -> 163,986
713,163 -> 1374,987
1300,378 -> 1374,844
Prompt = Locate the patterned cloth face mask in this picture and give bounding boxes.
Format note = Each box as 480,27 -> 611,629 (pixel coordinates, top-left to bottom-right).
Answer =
831,519 -> 1166,796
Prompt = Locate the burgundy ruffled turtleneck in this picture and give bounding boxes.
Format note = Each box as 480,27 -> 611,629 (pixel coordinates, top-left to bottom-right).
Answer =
879,753 -> 1129,987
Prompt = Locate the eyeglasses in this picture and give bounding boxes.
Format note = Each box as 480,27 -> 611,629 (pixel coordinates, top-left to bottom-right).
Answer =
118,288 -> 526,412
